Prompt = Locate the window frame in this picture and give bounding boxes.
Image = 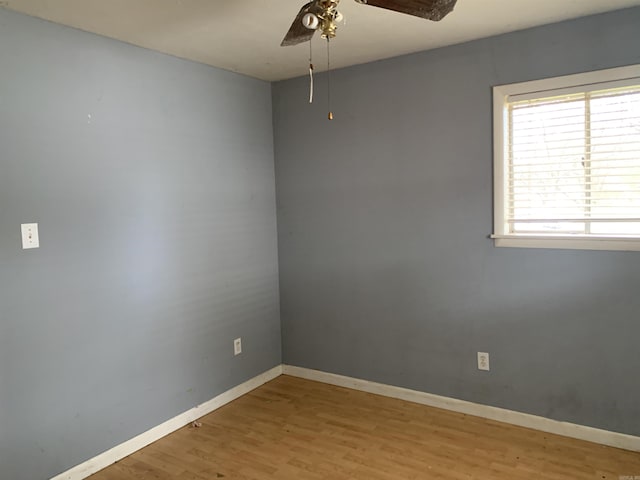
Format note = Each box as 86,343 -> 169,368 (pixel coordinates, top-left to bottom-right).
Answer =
492,65 -> 640,252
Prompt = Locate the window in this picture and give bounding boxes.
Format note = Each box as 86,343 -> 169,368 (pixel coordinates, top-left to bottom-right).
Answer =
493,65 -> 640,251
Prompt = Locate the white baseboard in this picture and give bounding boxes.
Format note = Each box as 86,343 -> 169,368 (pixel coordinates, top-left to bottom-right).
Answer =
282,364 -> 640,452
50,365 -> 283,480
51,362 -> 640,480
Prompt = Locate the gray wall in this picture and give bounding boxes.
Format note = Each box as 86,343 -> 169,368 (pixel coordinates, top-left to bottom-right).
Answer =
0,9 -> 280,480
273,8 -> 640,436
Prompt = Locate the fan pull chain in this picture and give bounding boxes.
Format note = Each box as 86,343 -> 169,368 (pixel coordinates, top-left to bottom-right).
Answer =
327,38 -> 333,120
309,39 -> 314,104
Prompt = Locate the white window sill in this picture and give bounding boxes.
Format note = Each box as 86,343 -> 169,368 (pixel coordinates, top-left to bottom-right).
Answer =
491,234 -> 640,252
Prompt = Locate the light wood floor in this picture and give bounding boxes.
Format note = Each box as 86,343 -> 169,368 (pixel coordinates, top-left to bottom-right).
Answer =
89,375 -> 640,480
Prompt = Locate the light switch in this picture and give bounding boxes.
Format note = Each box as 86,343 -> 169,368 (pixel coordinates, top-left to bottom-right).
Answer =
21,223 -> 39,249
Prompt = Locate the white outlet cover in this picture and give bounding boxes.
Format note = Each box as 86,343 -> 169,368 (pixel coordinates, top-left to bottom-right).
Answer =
234,338 -> 242,356
477,352 -> 490,371
21,223 -> 39,249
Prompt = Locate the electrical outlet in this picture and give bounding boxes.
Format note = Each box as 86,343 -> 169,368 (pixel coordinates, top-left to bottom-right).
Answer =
477,352 -> 490,371
234,338 -> 242,356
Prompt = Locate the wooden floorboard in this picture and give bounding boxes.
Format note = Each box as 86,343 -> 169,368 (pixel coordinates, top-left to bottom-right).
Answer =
88,375 -> 640,479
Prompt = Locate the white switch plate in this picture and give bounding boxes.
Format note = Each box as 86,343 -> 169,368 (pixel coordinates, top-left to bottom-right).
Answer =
21,223 -> 39,249
477,352 -> 490,371
234,338 -> 242,356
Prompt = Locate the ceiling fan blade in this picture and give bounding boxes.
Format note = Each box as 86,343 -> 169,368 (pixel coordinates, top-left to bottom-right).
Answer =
281,2 -> 318,47
357,0 -> 457,21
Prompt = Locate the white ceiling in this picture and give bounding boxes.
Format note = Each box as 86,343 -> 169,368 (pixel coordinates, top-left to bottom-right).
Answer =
4,0 -> 640,81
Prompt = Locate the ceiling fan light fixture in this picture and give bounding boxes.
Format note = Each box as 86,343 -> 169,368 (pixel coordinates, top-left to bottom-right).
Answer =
302,12 -> 320,29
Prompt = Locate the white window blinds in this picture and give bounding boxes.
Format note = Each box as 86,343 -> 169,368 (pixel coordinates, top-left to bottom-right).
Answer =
506,83 -> 640,237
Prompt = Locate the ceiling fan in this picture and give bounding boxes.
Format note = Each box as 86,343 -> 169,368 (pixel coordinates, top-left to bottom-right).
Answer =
281,0 -> 458,119
281,0 -> 458,46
